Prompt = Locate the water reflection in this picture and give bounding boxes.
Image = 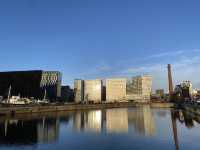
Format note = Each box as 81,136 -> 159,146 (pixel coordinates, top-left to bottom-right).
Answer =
37,118 -> 59,143
128,106 -> 155,136
170,109 -> 200,150
0,107 -> 200,149
0,117 -> 60,145
171,110 -> 179,150
106,108 -> 128,133
73,110 -> 102,132
171,109 -> 200,129
73,106 -> 155,134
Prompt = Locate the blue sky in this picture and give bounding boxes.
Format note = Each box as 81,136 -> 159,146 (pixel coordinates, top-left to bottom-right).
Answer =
1,0 -> 200,91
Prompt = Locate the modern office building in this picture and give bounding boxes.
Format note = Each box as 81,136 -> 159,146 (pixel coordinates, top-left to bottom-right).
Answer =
73,75 -> 152,103
0,70 -> 61,101
126,75 -> 152,102
40,71 -> 62,100
106,78 -> 126,102
74,79 -> 84,103
84,79 -> 102,103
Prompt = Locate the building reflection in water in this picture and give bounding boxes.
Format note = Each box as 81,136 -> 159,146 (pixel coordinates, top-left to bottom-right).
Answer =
37,117 -> 59,143
73,110 -> 102,133
0,117 -> 60,145
85,110 -> 102,132
73,106 -> 155,135
172,109 -> 200,130
170,109 -> 200,150
171,110 -> 179,150
106,108 -> 128,133
73,108 -> 129,133
128,105 -> 155,136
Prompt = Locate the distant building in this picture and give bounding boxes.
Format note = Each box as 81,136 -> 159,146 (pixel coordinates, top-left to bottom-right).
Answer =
84,79 -> 102,103
73,75 -> 152,103
0,70 -> 61,101
174,81 -> 193,101
180,81 -> 193,97
195,89 -> 200,98
74,79 -> 84,103
126,75 -> 152,102
106,78 -> 126,102
155,89 -> 165,98
61,86 -> 74,102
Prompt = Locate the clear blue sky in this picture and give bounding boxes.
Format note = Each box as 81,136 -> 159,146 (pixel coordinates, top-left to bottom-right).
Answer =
1,0 -> 200,90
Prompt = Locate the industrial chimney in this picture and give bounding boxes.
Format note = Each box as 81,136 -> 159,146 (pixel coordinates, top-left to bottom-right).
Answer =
167,64 -> 174,98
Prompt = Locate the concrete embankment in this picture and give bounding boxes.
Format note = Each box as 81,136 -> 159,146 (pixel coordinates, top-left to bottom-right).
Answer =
150,102 -> 175,108
0,102 -> 174,116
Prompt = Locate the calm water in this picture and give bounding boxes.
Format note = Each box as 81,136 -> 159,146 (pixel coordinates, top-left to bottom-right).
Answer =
0,106 -> 200,150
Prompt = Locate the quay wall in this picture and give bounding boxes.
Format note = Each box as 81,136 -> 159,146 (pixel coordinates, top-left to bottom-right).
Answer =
0,102 -> 174,116
150,102 -> 174,108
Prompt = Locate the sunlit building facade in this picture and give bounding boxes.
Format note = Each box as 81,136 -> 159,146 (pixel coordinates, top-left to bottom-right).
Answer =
84,80 -> 102,103
73,75 -> 152,103
74,79 -> 84,103
106,78 -> 126,102
126,75 -> 152,102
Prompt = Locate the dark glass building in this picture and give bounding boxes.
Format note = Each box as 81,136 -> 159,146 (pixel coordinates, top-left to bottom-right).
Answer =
0,70 -> 61,101
61,86 -> 74,102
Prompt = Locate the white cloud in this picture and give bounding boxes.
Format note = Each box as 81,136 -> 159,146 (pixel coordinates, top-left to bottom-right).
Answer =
145,50 -> 184,59
116,49 -> 200,68
122,64 -> 165,74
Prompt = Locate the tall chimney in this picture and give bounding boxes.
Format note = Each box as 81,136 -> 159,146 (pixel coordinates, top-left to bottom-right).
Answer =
167,64 -> 174,96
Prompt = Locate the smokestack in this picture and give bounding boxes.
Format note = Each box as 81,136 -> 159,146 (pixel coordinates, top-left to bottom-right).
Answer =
167,64 -> 174,96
